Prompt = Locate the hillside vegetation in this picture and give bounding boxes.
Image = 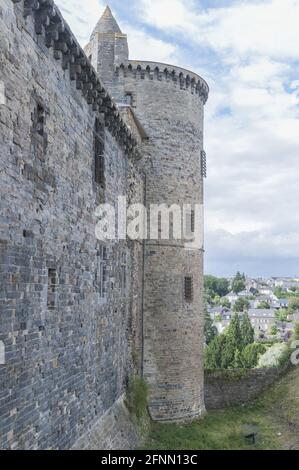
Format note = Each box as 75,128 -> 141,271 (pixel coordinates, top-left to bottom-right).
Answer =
143,366 -> 299,450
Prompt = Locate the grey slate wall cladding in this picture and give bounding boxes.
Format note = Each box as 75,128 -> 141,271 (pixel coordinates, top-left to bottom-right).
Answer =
88,21 -> 208,418
118,67 -> 207,421
0,0 -> 209,449
0,0 -> 143,449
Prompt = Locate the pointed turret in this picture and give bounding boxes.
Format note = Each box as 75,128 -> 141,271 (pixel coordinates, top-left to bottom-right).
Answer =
91,5 -> 122,37
86,6 -> 129,98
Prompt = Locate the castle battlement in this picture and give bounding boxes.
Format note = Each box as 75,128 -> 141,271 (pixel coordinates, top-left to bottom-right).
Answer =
0,0 -> 208,449
115,60 -> 209,104
12,0 -> 138,155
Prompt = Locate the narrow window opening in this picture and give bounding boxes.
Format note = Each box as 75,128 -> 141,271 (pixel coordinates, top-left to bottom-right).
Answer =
98,246 -> 107,299
94,119 -> 105,186
184,276 -> 193,303
121,252 -> 127,290
185,209 -> 195,238
191,210 -> 195,233
31,100 -> 48,156
125,92 -> 133,106
47,268 -> 57,309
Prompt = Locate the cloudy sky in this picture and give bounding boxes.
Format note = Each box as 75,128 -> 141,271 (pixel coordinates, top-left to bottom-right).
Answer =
56,0 -> 299,277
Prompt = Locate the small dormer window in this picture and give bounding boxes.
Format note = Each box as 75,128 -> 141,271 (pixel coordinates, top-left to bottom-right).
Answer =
125,93 -> 133,106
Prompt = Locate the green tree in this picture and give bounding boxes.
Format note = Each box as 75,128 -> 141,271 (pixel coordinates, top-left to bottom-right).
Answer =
240,312 -> 255,347
233,349 -> 244,368
242,343 -> 266,368
204,275 -> 230,299
215,313 -> 222,323
221,313 -> 242,368
271,324 -> 278,336
288,297 -> 299,313
275,309 -> 288,322
274,287 -> 285,298
231,272 -> 246,294
227,312 -> 242,349
204,312 -> 218,345
257,301 -> 271,309
221,298 -> 231,309
204,334 -> 227,369
233,297 -> 250,313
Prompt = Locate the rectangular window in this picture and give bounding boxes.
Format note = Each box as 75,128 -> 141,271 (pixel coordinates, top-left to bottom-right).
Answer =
98,246 -> 107,299
94,118 -> 105,186
32,102 -> 46,137
95,137 -> 105,185
125,93 -> 133,106
121,252 -> 127,290
31,100 -> 48,158
185,209 -> 195,238
47,268 -> 57,309
191,210 -> 195,233
184,276 -> 193,302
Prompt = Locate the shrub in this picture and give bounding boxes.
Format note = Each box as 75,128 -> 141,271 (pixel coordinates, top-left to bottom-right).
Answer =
125,376 -> 149,421
257,343 -> 288,368
242,343 -> 266,368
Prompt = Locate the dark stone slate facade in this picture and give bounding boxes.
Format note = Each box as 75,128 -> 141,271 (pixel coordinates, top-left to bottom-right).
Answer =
0,0 -> 209,449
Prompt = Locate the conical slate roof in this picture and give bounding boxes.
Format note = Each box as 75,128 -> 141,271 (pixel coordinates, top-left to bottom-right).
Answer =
91,6 -> 122,36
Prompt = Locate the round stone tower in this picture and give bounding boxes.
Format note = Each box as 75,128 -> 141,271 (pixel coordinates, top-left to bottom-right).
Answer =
86,7 -> 209,422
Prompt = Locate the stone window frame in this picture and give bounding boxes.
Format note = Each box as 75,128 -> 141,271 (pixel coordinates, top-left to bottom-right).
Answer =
120,251 -> 127,291
185,208 -> 195,239
31,96 -> 48,156
124,91 -> 136,107
47,268 -> 58,310
97,245 -> 108,301
184,276 -> 193,303
94,118 -> 105,187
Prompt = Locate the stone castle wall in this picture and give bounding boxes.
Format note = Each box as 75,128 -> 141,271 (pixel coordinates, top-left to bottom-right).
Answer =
111,60 -> 207,421
204,363 -> 291,410
0,0 -> 143,449
0,0 -> 209,449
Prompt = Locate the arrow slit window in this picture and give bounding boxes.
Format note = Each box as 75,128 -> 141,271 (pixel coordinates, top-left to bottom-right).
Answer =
94,119 -> 105,186
184,276 -> 193,303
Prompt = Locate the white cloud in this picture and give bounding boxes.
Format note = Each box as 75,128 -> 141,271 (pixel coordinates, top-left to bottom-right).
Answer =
138,0 -> 299,60
54,0 -> 299,276
123,25 -> 177,63
56,0 -> 105,44
55,0 -> 177,63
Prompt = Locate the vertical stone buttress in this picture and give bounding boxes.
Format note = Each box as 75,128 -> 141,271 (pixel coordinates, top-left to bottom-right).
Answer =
86,7 -> 209,422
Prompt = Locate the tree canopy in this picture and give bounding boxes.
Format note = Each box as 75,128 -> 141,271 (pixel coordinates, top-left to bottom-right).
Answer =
204,312 -> 218,345
204,275 -> 230,299
233,297 -> 250,313
204,311 -> 261,370
231,272 -> 246,294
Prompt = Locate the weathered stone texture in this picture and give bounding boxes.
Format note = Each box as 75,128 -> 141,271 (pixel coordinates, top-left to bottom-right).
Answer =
101,57 -> 207,420
72,395 -> 139,450
0,0 -> 143,449
0,0 -> 209,450
205,363 -> 292,410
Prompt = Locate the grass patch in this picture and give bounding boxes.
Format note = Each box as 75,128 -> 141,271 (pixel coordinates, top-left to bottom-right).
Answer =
142,366 -> 299,450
